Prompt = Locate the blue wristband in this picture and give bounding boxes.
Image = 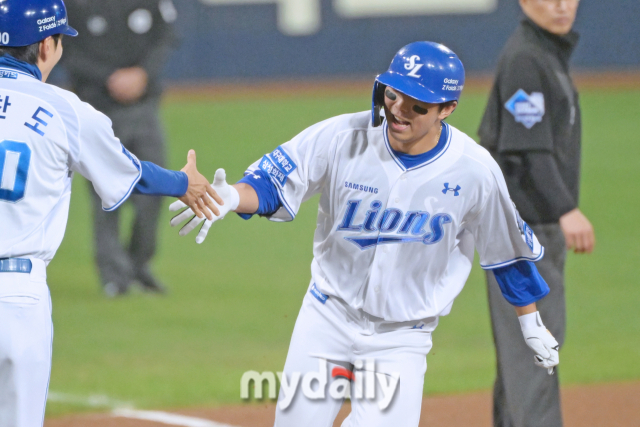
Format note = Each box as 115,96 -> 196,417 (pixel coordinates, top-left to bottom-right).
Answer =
133,161 -> 188,197
236,170 -> 282,219
492,260 -> 550,306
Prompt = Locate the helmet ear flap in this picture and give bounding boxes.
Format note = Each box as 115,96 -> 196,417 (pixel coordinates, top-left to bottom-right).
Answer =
371,81 -> 387,127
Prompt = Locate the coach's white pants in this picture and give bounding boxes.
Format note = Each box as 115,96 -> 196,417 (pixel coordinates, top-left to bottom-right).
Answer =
274,283 -> 437,427
0,260 -> 52,427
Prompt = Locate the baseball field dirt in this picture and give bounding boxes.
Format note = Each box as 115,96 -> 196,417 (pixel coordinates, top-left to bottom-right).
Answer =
163,70 -> 640,102
45,381 -> 640,427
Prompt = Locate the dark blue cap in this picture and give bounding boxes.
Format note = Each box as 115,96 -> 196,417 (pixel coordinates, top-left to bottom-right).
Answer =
0,0 -> 78,47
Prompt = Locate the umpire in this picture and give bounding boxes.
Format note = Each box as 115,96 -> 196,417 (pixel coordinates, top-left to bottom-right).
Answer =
63,0 -> 178,296
478,0 -> 595,426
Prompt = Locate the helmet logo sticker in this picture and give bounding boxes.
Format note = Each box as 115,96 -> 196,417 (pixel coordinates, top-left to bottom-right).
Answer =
404,55 -> 424,78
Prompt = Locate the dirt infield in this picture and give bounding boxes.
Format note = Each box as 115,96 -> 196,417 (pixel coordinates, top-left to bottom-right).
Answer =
163,70 -> 640,102
45,381 -> 640,427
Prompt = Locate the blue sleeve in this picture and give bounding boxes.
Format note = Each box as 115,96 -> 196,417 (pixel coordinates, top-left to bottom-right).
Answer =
132,161 -> 188,197
492,260 -> 550,307
235,170 -> 282,220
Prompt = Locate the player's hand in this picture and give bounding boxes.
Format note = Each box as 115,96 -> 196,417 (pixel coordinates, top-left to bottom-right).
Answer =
107,67 -> 148,104
559,208 -> 595,254
519,311 -> 559,375
170,168 -> 240,244
179,150 -> 222,221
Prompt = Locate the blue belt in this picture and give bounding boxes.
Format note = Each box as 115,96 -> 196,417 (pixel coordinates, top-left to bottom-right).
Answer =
0,258 -> 32,273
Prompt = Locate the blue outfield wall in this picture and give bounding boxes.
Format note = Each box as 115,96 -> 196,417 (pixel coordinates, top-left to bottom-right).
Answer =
167,0 -> 639,81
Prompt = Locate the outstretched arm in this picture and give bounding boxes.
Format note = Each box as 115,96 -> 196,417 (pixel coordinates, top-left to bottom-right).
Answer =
170,169 -> 265,244
171,168 -> 285,243
133,150 -> 220,221
178,150 -> 222,220
233,183 -> 259,214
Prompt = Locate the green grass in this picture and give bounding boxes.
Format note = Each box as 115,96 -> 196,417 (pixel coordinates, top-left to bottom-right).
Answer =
45,88 -> 640,417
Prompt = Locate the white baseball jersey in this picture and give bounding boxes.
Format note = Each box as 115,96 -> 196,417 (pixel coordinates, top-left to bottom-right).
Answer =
246,111 -> 543,322
0,68 -> 141,264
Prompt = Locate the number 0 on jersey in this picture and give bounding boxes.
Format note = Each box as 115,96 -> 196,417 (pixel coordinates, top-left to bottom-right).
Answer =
0,140 -> 31,202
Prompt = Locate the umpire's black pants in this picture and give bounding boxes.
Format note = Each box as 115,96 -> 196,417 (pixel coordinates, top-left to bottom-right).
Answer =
486,223 -> 566,427
90,100 -> 166,289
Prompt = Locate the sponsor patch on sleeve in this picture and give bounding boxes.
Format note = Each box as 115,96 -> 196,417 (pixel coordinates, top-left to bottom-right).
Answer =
523,223 -> 535,251
310,283 -> 329,304
504,89 -> 545,129
259,146 -> 297,186
512,201 -> 534,251
259,155 -> 287,186
269,146 -> 297,174
0,70 -> 18,79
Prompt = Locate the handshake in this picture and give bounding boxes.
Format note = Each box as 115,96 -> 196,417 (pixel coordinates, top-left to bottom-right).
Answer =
171,168 -> 240,244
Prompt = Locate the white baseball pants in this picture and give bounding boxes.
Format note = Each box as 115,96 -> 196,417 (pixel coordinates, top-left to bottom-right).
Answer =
0,259 -> 52,427
274,282 -> 437,427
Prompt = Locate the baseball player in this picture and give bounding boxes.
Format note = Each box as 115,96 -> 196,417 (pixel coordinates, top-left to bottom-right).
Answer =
172,42 -> 560,426
0,1 -> 218,425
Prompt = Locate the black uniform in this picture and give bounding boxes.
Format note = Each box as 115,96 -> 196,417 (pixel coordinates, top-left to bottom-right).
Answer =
478,18 -> 581,427
63,0 -> 177,295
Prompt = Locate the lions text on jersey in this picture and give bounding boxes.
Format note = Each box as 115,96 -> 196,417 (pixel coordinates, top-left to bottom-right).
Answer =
245,111 -> 542,322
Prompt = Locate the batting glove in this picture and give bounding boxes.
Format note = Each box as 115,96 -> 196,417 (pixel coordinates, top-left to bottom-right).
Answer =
169,169 -> 240,244
519,311 -> 560,375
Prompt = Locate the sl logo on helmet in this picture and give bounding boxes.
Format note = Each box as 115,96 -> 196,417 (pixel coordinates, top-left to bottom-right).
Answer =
404,55 -> 424,78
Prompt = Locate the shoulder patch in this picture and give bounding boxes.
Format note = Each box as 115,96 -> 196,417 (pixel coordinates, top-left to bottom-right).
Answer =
504,89 -> 545,129
259,146 -> 297,186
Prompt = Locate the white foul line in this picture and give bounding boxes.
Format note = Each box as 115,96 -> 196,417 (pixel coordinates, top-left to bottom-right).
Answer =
112,408 -> 238,427
47,391 -> 133,409
48,390 -> 240,427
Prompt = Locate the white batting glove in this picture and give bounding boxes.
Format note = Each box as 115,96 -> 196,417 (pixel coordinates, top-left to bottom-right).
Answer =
169,169 -> 240,244
519,311 -> 559,375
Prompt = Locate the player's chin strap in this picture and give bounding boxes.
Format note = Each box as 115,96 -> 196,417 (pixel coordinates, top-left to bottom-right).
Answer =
371,80 -> 386,127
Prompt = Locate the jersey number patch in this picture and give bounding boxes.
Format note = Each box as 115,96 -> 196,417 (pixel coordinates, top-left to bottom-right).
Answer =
0,140 -> 31,203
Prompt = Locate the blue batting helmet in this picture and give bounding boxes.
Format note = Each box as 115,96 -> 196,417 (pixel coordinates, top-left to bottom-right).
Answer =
372,41 -> 465,127
0,0 -> 78,47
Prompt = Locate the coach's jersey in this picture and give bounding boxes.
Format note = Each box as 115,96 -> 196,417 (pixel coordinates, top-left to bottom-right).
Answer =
246,111 -> 543,322
0,68 -> 141,264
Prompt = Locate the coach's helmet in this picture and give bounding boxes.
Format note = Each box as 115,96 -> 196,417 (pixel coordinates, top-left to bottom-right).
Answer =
0,0 -> 78,47
372,41 -> 465,127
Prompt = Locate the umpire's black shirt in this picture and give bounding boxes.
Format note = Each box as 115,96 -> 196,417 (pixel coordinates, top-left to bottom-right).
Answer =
478,18 -> 581,224
63,0 -> 177,112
